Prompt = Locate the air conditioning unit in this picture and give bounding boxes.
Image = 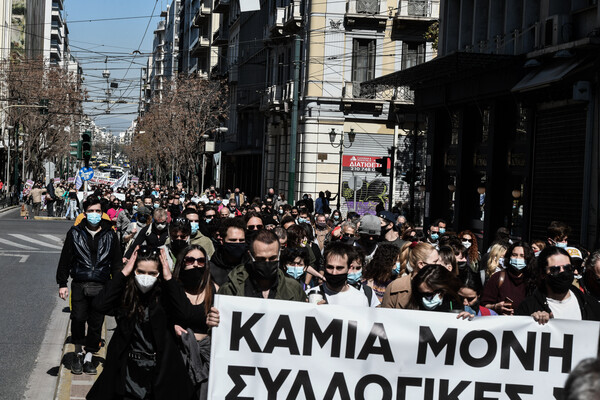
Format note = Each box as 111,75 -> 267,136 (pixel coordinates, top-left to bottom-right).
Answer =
544,14 -> 572,47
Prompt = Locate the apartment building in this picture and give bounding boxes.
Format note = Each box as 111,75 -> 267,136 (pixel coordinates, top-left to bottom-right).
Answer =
371,0 -> 600,247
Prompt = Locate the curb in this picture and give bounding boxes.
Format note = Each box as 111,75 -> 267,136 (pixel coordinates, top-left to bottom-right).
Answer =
54,320 -> 108,400
0,205 -> 19,214
34,216 -> 68,221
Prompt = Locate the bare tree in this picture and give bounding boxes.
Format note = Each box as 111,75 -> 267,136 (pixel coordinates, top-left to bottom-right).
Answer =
131,75 -> 228,190
1,57 -> 86,181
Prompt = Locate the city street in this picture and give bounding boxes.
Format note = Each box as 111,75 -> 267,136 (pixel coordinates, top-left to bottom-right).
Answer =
0,208 -> 72,400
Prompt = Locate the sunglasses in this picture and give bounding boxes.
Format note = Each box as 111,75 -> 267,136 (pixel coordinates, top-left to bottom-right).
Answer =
184,256 -> 206,266
547,264 -> 573,276
247,224 -> 264,231
461,238 -> 473,243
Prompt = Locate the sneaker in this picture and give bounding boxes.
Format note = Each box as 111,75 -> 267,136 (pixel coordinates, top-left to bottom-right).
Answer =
71,353 -> 83,375
83,361 -> 97,375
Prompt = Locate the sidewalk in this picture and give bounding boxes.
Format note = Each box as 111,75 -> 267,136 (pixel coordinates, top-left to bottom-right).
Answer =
54,317 -> 115,400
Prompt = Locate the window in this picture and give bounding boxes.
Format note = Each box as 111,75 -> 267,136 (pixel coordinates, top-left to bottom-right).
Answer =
407,0 -> 429,17
352,39 -> 376,96
356,0 -> 378,14
402,42 -> 425,70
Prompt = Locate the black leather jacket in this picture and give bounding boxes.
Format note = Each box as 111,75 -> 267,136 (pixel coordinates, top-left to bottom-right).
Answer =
56,219 -> 123,287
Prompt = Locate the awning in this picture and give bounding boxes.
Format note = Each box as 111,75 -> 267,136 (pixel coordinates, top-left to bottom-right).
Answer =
511,59 -> 583,93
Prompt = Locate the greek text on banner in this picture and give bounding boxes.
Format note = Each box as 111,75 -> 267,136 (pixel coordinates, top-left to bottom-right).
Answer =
208,295 -> 600,400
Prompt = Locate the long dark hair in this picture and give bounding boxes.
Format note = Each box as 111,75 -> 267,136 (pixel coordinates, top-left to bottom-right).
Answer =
172,245 -> 214,315
122,246 -> 161,321
536,246 -> 571,289
504,241 -> 537,295
410,264 -> 462,310
364,243 -> 400,283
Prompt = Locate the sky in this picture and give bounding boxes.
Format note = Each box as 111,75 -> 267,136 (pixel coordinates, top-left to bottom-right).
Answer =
64,0 -> 166,135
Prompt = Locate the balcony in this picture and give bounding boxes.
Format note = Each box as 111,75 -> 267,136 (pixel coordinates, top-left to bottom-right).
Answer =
52,7 -> 63,26
194,3 -> 211,26
345,0 -> 387,30
214,0 -> 229,13
212,28 -> 229,46
340,81 -> 392,114
190,35 -> 210,56
260,84 -> 283,112
268,7 -> 285,36
283,0 -> 302,33
393,0 -> 438,40
51,26 -> 63,43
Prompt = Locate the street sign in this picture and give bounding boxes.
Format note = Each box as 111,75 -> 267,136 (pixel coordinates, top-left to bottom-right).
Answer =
78,167 -> 94,181
347,176 -> 363,190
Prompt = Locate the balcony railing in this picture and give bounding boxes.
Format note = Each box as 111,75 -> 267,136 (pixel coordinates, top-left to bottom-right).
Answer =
359,82 -> 414,103
345,0 -> 387,29
395,0 -> 438,18
214,0 -> 230,13
268,7 -> 285,35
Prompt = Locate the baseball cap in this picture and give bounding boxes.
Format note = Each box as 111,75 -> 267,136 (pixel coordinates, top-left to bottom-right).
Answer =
358,214 -> 381,235
378,211 -> 397,224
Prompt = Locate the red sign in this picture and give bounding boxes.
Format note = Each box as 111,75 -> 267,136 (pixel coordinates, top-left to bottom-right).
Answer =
342,155 -> 390,172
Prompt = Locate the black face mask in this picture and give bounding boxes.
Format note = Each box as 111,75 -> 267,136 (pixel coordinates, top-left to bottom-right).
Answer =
112,204 -> 119,209
171,239 -> 188,257
179,267 -> 205,292
457,261 -> 468,270
380,226 -> 392,237
359,236 -> 378,253
250,260 -> 279,280
324,271 -> 348,289
546,271 -> 574,294
223,242 -> 247,263
246,230 -> 259,243
137,214 -> 148,223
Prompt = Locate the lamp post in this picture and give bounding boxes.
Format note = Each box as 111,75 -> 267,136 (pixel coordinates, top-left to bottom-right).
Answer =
329,128 -> 356,211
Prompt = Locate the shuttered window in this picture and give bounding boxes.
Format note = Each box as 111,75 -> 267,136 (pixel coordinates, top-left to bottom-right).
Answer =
529,105 -> 587,242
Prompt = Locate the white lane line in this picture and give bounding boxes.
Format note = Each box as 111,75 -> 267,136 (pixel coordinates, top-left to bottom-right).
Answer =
0,237 -> 39,250
0,252 -> 29,262
39,234 -> 64,244
9,234 -> 63,250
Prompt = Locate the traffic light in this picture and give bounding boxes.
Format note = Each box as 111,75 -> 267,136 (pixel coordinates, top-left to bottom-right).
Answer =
39,99 -> 49,115
374,157 -> 390,176
69,141 -> 82,159
402,169 -> 418,184
81,130 -> 92,166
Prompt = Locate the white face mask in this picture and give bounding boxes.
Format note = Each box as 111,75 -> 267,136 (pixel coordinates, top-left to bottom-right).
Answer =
134,274 -> 157,293
462,240 -> 472,249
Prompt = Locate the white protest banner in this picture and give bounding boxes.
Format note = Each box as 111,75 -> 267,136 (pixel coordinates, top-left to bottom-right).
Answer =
209,295 -> 599,400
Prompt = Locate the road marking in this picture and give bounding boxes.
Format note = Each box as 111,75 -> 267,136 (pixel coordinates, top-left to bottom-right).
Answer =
39,234 -> 64,244
0,237 -> 38,250
0,252 -> 29,262
9,234 -> 63,250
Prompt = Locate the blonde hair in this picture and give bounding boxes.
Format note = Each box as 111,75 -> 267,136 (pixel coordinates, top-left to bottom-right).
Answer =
400,242 -> 436,275
487,243 -> 507,277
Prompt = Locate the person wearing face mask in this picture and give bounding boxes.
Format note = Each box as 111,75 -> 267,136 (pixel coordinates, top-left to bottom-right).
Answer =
346,248 -> 379,307
180,208 -> 215,257
314,214 -> 331,251
164,245 -> 217,398
56,196 -> 123,375
459,274 -> 497,316
458,230 -> 481,275
378,211 -> 407,249
123,205 -> 151,249
426,223 -> 441,249
210,218 -> 249,286
531,240 -> 546,258
115,198 -> 133,249
411,264 -> 464,313
165,220 -> 192,263
218,229 -> 307,301
296,209 -> 311,225
280,247 -> 311,290
546,220 -> 571,249
244,211 -> 265,244
354,214 -> 381,263
330,210 -> 343,226
434,219 -> 447,236
87,246 -> 195,400
382,242 -> 440,309
307,242 -> 370,307
363,243 -> 402,302
517,246 -> 600,324
123,208 -> 170,260
481,241 -> 536,315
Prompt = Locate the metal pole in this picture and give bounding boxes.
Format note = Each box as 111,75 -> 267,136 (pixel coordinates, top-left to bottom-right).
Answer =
410,113 -> 419,222
200,153 -> 205,193
287,34 -> 301,205
336,135 -> 344,211
14,125 -> 18,190
389,124 -> 398,212
22,136 -> 25,181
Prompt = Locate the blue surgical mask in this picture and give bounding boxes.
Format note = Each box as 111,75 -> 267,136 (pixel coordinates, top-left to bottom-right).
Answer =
153,203 -> 160,209
556,242 -> 568,249
286,266 -> 304,280
190,222 -> 199,235
430,233 -> 439,241
133,205 -> 138,211
393,262 -> 401,276
86,212 -> 102,226
205,217 -> 213,224
422,293 -> 443,310
534,251 -> 541,257
347,270 -> 362,285
510,258 -> 527,270
334,215 -> 340,220
298,217 -> 308,224
498,257 -> 504,266
439,228 -> 446,235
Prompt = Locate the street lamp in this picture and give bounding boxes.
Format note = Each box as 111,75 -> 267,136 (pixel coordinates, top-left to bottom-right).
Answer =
329,128 -> 356,212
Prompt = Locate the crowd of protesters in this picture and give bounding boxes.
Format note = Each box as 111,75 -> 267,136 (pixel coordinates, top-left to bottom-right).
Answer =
54,181 -> 600,399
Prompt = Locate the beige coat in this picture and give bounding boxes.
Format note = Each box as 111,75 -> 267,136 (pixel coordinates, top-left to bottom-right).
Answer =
381,274 -> 416,309
29,188 -> 47,204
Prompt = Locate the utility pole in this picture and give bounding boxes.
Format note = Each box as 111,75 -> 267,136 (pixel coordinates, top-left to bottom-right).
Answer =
287,34 -> 301,205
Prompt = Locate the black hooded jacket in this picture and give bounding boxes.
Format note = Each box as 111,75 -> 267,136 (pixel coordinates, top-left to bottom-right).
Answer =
516,285 -> 600,321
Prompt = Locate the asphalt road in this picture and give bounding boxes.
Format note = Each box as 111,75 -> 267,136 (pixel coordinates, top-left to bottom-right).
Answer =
0,207 -> 73,400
